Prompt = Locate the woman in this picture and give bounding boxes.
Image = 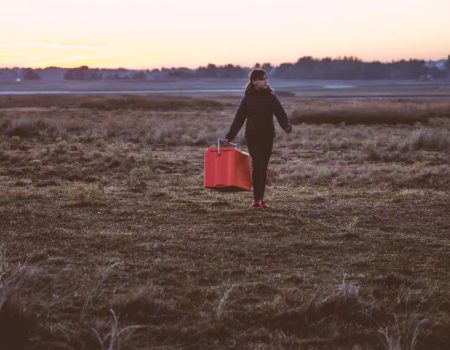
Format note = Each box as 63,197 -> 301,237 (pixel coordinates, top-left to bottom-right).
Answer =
223,68 -> 292,209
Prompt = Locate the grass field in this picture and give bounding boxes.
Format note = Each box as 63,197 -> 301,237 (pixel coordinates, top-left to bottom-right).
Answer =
0,94 -> 449,349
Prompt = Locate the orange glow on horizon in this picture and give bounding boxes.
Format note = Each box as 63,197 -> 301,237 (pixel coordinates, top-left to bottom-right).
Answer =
1,0 -> 449,70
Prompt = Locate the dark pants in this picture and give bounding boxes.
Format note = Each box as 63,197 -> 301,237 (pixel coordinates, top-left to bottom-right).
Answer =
246,133 -> 273,201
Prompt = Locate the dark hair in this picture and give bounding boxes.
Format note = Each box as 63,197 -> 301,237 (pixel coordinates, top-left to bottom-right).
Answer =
245,68 -> 274,93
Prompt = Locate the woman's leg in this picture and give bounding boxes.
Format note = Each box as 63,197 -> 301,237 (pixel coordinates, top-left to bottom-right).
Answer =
259,137 -> 273,200
246,135 -> 264,200
246,134 -> 273,201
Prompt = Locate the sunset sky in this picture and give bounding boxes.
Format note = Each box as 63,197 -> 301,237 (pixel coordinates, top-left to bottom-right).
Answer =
1,0 -> 449,69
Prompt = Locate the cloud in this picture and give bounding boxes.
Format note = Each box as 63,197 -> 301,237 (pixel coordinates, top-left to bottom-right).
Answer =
0,42 -> 116,50
37,53 -> 116,65
23,57 -> 45,62
0,52 -> 25,58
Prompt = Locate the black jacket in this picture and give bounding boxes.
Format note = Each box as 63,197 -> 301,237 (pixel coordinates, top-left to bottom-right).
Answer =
225,89 -> 292,141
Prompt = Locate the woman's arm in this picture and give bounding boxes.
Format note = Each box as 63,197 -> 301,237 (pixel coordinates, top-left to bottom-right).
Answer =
272,94 -> 292,133
225,96 -> 248,141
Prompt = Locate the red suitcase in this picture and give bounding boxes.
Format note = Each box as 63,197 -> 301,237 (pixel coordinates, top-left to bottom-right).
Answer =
204,139 -> 252,192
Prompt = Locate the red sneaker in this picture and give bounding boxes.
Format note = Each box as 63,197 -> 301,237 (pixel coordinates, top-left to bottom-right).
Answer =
251,200 -> 261,208
260,200 -> 269,209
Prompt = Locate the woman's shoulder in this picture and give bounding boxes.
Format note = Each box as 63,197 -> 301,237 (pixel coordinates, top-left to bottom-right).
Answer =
245,89 -> 274,97
266,91 -> 278,102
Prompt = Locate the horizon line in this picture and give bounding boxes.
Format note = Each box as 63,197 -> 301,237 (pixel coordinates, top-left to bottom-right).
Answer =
1,55 -> 448,71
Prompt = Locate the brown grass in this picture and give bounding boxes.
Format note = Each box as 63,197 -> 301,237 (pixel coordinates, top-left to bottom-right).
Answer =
0,110 -> 221,147
0,94 -> 449,349
0,248 -> 38,350
0,94 -> 229,110
291,99 -> 450,124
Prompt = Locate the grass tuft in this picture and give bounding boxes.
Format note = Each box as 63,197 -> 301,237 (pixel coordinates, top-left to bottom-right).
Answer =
91,309 -> 144,350
0,248 -> 36,350
379,314 -> 428,350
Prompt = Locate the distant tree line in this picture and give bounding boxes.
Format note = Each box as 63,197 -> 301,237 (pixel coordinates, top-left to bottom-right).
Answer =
63,66 -> 102,80
60,56 -> 449,80
273,56 -> 449,80
2,55 -> 449,81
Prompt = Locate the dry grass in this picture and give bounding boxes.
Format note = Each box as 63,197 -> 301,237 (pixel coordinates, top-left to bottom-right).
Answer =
0,111 -> 221,147
379,314 -> 428,350
0,94 -> 449,349
0,94 -> 229,110
406,128 -> 450,151
0,248 -> 39,350
291,99 -> 450,125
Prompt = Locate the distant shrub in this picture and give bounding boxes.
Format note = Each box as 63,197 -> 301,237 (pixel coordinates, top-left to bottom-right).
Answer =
68,183 -> 105,206
290,100 -> 450,125
144,122 -> 216,146
291,107 -> 429,125
2,117 -> 68,139
0,142 -> 7,161
63,162 -> 85,180
406,128 -> 449,151
9,136 -> 22,150
127,166 -> 151,192
0,95 -> 228,111
193,128 -> 216,146
361,142 -> 414,162
0,116 -> 7,129
275,90 -> 296,97
52,139 -> 69,155
145,122 -> 178,145
4,118 -> 48,137
360,128 -> 450,162
367,145 -> 383,161
79,96 -> 225,111
29,159 -> 42,170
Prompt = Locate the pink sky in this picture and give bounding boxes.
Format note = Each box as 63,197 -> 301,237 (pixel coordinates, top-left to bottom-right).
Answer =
1,0 -> 449,69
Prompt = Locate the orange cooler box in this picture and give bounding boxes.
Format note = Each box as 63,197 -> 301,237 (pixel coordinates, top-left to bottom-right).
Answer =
204,145 -> 252,192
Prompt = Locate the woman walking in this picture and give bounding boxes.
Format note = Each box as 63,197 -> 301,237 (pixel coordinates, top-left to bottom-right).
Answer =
223,68 -> 292,209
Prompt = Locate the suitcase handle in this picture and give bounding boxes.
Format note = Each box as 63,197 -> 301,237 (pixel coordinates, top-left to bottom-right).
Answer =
217,138 -> 237,156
